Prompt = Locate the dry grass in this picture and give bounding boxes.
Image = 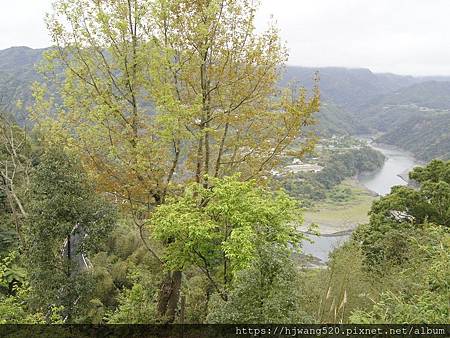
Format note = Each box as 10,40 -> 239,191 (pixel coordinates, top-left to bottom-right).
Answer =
302,179 -> 377,234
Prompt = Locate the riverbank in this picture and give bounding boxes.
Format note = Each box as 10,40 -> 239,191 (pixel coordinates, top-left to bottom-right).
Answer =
300,178 -> 376,235
358,142 -> 420,196
299,140 -> 423,265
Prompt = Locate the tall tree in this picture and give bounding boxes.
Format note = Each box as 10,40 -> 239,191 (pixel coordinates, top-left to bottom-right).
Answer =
147,0 -> 319,187
36,0 -> 319,321
37,0 -> 319,209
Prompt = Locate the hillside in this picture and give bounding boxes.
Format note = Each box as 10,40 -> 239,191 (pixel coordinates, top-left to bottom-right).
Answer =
0,47 -> 449,159
0,47 -> 46,119
281,66 -> 426,137
0,46 -> 44,78
359,81 -> 450,118
310,101 -> 367,136
282,66 -> 419,111
348,81 -> 450,160
376,111 -> 450,161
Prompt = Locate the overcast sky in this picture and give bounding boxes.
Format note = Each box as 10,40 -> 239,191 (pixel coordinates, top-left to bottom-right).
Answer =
1,0 -> 449,76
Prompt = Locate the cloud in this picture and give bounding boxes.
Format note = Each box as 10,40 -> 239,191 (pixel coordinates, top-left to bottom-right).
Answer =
0,0 -> 53,50
255,0 -> 450,75
1,0 -> 449,75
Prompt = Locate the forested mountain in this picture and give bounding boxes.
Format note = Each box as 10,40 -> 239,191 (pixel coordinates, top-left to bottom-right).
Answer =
281,66 -> 420,110
376,111 -> 450,161
0,47 -> 45,119
0,47 -> 44,77
282,65 -> 450,159
0,47 -> 450,159
367,80 -> 450,110
0,47 -> 427,115
311,102 -> 362,136
354,81 -> 450,160
358,81 -> 450,131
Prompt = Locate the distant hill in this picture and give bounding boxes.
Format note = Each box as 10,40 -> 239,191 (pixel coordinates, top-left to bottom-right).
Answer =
354,81 -> 450,160
282,66 -> 420,111
0,47 -> 46,119
0,46 -> 45,78
362,81 -> 450,111
309,101 -> 368,136
0,46 -> 449,159
281,66 -> 424,137
282,68 -> 450,159
352,81 -> 450,132
376,111 -> 450,161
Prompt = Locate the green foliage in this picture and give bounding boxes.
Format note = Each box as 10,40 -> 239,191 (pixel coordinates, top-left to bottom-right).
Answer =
0,285 -> 45,324
149,176 -> 303,299
353,160 -> 450,270
278,146 -> 384,203
84,221 -> 163,322
0,253 -> 47,323
410,159 -> 450,184
107,283 -> 157,324
278,172 -> 326,204
206,249 -> 310,323
346,160 -> 450,323
0,252 -> 26,295
107,267 -> 159,324
315,146 -> 385,189
294,242 -> 373,324
350,227 -> 449,323
2,2 -> 450,326
0,218 -> 17,257
328,186 -> 352,202
24,147 -> 116,321
182,275 -> 210,324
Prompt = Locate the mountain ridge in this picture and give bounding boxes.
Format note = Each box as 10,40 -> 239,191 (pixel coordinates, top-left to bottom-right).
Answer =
0,46 -> 449,159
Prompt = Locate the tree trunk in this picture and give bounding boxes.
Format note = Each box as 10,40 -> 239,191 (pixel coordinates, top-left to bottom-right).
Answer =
157,270 -> 182,323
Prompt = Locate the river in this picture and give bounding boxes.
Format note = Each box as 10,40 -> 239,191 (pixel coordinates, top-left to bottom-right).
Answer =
301,142 -> 420,265
358,143 -> 420,196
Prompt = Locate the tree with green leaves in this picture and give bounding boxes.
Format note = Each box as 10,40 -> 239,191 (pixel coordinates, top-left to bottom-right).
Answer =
206,245 -> 310,323
36,0 -> 319,321
353,160 -> 450,269
350,224 -> 449,324
346,160 -> 450,323
24,148 -> 116,322
149,176 -> 304,322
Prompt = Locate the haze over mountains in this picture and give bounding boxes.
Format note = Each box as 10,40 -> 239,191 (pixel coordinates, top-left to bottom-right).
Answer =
1,46 -> 449,160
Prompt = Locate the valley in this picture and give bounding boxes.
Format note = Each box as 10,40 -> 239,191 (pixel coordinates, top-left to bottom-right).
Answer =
1,36 -> 448,326
0,49 -> 442,245
1,47 -> 450,163
299,139 -> 421,264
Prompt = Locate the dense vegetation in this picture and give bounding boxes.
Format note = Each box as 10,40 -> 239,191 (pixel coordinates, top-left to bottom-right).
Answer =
285,160 -> 449,324
0,0 -> 448,327
1,0 -> 320,324
4,134 -> 447,324
278,146 -> 384,203
376,111 -> 450,161
356,81 -> 450,160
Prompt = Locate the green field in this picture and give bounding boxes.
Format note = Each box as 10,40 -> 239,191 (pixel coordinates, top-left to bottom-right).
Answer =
302,179 -> 377,234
